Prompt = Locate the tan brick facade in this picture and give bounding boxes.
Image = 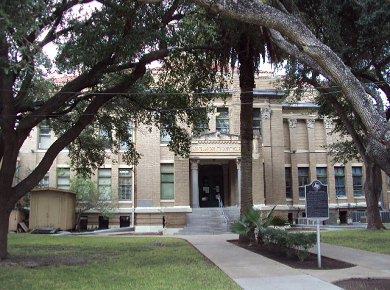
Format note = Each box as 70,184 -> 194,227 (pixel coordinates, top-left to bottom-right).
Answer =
16,71 -> 390,232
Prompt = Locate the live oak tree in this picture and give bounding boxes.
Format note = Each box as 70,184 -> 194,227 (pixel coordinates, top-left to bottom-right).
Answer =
188,0 -> 390,178
318,88 -> 385,229
281,0 -> 390,229
186,0 -> 390,231
0,0 -> 224,261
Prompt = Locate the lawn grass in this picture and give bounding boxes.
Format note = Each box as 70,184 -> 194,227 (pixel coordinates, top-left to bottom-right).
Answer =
321,229 -> 390,255
0,234 -> 241,290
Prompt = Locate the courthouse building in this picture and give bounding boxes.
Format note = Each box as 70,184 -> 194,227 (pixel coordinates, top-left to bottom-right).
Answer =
16,71 -> 390,233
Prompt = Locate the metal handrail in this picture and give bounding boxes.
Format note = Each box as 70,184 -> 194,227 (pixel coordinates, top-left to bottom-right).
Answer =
216,194 -> 229,224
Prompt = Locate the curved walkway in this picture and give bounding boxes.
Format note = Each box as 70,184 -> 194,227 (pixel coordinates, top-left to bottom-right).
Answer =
178,234 -> 390,290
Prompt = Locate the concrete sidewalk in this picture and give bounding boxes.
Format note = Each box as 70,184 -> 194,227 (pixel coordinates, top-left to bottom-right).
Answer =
178,234 -> 390,290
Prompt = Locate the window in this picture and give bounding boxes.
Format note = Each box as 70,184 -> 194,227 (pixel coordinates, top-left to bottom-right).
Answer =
316,167 -> 327,184
160,126 -> 172,143
388,176 -> 390,192
120,216 -> 130,227
193,109 -> 209,136
334,167 -> 346,197
119,169 -> 132,200
216,108 -> 229,133
352,167 -> 363,197
99,128 -> 111,149
161,164 -> 174,200
38,120 -> 51,149
38,172 -> 49,188
253,108 -> 262,136
120,122 -> 134,150
298,167 -> 309,199
98,168 -> 112,198
285,167 -> 291,199
57,168 -> 70,190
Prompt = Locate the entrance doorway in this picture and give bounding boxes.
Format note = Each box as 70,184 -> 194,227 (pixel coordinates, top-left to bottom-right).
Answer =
99,216 -> 109,229
199,165 -> 224,208
339,211 -> 348,224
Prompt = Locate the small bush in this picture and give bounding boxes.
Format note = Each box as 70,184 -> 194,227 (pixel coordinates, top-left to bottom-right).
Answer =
263,228 -> 316,261
269,215 -> 290,227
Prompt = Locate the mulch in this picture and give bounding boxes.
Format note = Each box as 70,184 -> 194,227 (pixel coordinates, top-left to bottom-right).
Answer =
333,278 -> 390,290
228,240 -> 354,270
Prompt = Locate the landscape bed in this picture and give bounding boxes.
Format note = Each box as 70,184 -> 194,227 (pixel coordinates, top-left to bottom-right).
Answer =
230,239 -> 390,290
229,239 -> 354,270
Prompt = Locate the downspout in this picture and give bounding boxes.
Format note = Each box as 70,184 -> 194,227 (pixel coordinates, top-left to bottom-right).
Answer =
131,168 -> 135,228
131,201 -> 135,228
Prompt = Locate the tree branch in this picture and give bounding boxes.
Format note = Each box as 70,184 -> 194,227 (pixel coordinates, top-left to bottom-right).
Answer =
12,45 -> 169,200
268,29 -> 333,81
189,0 -> 390,150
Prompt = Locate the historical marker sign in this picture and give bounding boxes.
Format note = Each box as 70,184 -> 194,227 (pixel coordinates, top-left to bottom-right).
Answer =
305,180 -> 328,269
305,180 -> 329,220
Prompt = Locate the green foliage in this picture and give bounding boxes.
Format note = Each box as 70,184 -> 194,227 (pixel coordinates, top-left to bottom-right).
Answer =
281,0 -> 390,164
263,228 -> 316,262
231,206 -> 279,244
231,208 -> 314,261
269,215 -> 290,227
230,207 -> 260,237
296,0 -> 390,76
70,175 -> 117,229
327,140 -> 361,165
1,0 -> 233,178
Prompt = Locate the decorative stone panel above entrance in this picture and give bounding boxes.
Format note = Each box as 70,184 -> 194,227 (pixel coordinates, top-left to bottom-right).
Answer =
190,132 -> 241,158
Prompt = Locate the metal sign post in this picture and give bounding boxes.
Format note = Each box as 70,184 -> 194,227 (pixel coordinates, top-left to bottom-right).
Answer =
305,180 -> 329,269
316,219 -> 321,268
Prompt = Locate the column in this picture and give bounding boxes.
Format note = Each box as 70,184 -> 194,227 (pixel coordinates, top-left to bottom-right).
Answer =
306,119 -> 316,181
236,157 -> 241,208
190,158 -> 200,208
222,164 -> 229,206
288,118 -> 299,205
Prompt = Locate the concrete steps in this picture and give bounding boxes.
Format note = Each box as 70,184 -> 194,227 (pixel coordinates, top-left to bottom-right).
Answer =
176,207 -> 240,235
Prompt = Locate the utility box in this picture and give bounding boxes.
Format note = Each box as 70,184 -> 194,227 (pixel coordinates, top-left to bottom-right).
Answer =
8,209 -> 26,232
30,188 -> 76,230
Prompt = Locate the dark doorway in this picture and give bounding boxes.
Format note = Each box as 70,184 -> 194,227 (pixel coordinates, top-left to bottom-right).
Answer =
120,216 -> 130,228
288,213 -> 293,224
80,216 -> 88,231
339,211 -> 348,224
99,216 -> 109,229
199,165 -> 224,208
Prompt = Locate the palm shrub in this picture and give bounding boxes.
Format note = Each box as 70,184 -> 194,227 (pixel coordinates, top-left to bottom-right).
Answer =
231,206 -> 288,245
231,207 -> 315,261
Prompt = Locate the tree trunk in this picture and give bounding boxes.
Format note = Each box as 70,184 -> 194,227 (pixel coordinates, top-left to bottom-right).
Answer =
0,202 -> 12,261
239,73 -> 254,213
364,160 -> 385,230
313,85 -> 385,230
237,35 -> 255,244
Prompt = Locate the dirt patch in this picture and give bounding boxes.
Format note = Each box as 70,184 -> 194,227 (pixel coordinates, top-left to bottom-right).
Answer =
0,253 -> 103,269
0,254 -> 94,269
334,278 -> 390,290
229,240 -> 354,270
